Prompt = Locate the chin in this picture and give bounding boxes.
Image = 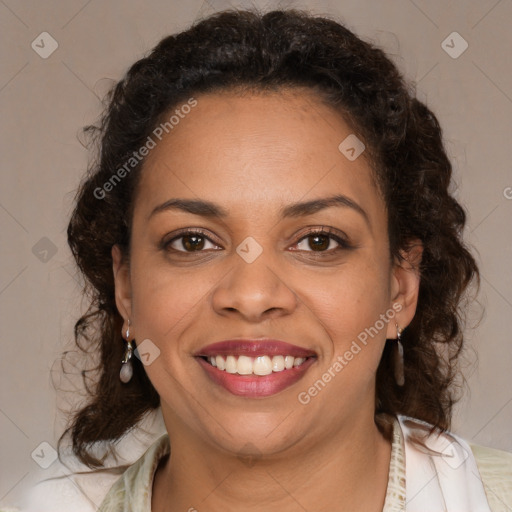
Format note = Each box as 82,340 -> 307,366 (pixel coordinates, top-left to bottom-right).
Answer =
195,409 -> 307,459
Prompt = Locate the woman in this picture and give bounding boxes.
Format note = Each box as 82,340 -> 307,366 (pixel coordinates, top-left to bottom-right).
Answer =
21,7 -> 512,512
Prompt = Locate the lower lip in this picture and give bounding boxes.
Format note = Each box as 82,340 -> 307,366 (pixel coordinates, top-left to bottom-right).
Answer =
196,357 -> 316,398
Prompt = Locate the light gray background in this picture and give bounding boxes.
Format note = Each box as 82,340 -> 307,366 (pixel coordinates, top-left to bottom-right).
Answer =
1,0 -> 511,507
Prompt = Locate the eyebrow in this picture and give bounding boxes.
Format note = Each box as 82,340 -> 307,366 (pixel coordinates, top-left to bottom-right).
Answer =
149,194 -> 371,228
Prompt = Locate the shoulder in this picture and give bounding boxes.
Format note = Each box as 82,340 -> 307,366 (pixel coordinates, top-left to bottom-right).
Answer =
470,442 -> 512,511
397,415 -> 512,511
98,433 -> 170,512
2,433 -> 170,512
3,467 -> 120,512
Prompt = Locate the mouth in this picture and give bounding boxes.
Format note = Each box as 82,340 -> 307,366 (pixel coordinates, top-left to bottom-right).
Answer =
199,354 -> 311,375
194,339 -> 317,398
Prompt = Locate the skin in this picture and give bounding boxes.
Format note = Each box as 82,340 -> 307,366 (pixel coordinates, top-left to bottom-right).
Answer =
112,88 -> 423,511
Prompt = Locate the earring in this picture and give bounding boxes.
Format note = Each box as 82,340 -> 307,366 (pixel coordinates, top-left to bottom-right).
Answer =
120,321 -> 133,384
394,323 -> 405,387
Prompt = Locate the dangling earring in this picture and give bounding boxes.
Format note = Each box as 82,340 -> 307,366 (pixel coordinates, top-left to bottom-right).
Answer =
120,321 -> 133,383
394,323 -> 405,386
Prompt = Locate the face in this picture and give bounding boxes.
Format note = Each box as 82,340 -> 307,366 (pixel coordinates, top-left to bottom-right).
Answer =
113,88 -> 420,457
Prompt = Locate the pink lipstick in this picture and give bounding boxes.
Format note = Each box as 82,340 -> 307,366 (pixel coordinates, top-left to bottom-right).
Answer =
194,339 -> 317,398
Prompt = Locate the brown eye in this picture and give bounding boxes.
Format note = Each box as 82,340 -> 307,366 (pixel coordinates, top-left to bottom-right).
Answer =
164,230 -> 220,253
305,234 -> 331,251
292,229 -> 351,253
180,234 -> 206,251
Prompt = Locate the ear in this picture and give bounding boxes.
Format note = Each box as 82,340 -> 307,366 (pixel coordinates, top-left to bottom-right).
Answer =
112,244 -> 132,325
385,239 -> 423,339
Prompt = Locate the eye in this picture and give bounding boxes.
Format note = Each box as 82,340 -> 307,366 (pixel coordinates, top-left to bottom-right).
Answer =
163,229 -> 221,253
291,228 -> 351,253
161,227 -> 352,255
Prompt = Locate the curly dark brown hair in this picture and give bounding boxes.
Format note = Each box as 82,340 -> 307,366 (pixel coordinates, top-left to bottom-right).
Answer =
62,8 -> 480,468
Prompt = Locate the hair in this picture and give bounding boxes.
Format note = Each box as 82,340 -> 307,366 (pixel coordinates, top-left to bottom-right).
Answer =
63,8 -> 480,468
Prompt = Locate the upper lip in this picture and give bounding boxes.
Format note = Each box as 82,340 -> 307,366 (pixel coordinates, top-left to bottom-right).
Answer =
194,339 -> 317,358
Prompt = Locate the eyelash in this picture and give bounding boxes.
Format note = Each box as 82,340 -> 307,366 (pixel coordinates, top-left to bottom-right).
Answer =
161,227 -> 352,256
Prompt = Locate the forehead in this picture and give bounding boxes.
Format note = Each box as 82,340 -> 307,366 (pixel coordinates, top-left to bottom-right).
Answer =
135,88 -> 385,226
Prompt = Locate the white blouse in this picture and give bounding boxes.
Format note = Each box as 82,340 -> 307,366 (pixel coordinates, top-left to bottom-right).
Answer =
11,415 -> 512,511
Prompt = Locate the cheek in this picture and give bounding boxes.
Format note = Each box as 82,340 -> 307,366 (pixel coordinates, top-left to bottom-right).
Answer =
129,257 -> 214,351
128,258 -> 219,403
310,261 -> 391,370
318,260 -> 389,325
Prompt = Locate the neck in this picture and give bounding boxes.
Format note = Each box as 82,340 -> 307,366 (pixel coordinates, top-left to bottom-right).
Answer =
152,410 -> 393,512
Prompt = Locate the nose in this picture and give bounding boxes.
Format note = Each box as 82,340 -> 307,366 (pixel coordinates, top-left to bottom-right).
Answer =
210,246 -> 298,323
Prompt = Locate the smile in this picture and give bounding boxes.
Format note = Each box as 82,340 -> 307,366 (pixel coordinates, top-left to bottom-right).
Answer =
203,354 -> 308,375
194,339 -> 317,397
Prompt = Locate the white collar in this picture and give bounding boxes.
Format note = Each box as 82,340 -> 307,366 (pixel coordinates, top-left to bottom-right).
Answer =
397,415 -> 491,511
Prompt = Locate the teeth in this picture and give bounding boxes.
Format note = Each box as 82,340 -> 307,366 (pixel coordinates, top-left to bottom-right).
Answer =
272,355 -> 285,372
205,354 -> 308,375
284,356 -> 294,369
215,355 -> 226,371
226,355 -> 237,374
253,355 -> 273,376
237,355 -> 253,375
